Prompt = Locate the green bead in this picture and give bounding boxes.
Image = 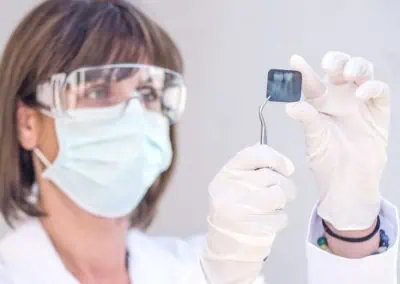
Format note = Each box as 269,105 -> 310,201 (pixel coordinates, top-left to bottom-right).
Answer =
320,244 -> 329,251
318,237 -> 328,246
377,247 -> 388,254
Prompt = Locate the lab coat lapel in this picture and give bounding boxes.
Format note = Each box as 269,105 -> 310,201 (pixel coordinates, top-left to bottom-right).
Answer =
127,230 -> 179,284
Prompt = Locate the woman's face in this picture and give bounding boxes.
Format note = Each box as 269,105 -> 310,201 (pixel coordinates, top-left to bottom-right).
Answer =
31,66 -> 168,167
16,65 -> 176,220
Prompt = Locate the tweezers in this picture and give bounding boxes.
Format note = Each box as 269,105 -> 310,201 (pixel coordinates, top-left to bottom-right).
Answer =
258,96 -> 270,145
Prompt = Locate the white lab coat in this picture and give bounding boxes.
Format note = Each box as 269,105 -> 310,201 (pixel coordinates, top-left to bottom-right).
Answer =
0,200 -> 397,284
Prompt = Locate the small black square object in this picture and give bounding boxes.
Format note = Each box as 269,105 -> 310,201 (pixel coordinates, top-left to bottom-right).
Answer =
267,69 -> 302,102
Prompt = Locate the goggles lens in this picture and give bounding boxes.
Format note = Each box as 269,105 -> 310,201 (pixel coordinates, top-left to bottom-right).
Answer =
37,65 -> 187,124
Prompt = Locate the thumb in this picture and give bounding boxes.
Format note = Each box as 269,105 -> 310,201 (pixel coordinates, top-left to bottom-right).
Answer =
286,101 -> 325,137
290,54 -> 326,100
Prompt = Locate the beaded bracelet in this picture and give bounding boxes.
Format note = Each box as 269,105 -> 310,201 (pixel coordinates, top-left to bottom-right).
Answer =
318,229 -> 390,255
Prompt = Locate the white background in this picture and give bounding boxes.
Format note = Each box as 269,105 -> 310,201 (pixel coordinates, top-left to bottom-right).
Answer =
1,1 -> 399,283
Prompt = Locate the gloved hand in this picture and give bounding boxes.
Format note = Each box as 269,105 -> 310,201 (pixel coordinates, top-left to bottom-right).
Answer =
286,51 -> 390,230
201,144 -> 296,284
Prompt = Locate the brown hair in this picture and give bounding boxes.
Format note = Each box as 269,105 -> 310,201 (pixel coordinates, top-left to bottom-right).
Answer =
0,0 -> 183,229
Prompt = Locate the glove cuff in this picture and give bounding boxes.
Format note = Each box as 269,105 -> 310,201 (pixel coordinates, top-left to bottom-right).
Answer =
200,255 -> 264,284
317,197 -> 381,230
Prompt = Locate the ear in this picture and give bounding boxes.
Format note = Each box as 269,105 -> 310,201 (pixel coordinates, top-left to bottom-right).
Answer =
17,101 -> 42,150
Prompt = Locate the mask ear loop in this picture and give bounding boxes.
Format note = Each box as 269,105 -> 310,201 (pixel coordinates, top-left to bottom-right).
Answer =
258,96 -> 270,145
33,148 -> 52,168
29,149 -> 52,205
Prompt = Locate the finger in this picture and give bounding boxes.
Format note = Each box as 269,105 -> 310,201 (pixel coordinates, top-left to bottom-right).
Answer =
208,173 -> 292,213
210,169 -> 295,210
290,54 -> 326,99
209,209 -> 289,236
226,169 -> 297,201
343,57 -> 374,86
356,80 -> 390,103
321,51 -> 351,84
226,145 -> 295,176
210,181 -> 293,219
237,185 -> 288,213
286,101 -> 325,136
356,80 -> 390,130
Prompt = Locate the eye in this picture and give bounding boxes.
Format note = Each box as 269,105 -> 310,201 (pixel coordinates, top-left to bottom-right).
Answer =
83,84 -> 109,99
87,90 -> 107,99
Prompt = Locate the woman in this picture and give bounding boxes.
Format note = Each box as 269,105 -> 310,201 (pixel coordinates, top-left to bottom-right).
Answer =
0,0 -> 397,283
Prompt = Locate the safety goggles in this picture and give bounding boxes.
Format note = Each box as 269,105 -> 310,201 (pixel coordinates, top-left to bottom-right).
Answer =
36,64 -> 187,124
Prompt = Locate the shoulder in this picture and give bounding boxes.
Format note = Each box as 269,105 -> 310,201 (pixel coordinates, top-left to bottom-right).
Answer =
0,219 -> 49,277
0,223 -> 33,284
0,257 -> 13,283
0,219 -> 43,251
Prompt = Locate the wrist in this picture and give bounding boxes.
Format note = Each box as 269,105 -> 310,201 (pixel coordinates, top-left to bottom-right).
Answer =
323,218 -> 380,258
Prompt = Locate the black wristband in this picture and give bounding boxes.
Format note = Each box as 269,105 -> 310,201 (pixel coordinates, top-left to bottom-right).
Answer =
322,216 -> 380,243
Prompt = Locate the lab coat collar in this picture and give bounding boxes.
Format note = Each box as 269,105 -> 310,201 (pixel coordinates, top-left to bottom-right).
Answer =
0,219 -> 168,284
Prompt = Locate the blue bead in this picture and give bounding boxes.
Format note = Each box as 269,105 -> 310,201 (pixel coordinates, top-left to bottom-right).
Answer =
379,230 -> 390,247
318,237 -> 328,246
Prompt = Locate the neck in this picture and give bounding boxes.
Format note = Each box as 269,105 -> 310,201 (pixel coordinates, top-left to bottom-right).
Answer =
38,179 -> 131,283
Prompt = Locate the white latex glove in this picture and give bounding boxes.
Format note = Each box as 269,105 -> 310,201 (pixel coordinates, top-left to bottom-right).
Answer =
201,144 -> 296,284
286,51 -> 390,230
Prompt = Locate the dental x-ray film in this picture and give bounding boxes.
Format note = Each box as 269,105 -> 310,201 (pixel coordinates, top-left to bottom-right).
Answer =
266,69 -> 302,102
